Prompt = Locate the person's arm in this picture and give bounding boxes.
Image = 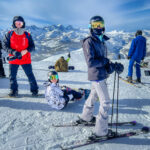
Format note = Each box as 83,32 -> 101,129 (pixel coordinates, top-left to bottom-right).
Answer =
128,39 -> 136,57
66,57 -> 70,62
66,53 -> 71,62
26,33 -> 35,52
0,40 -> 2,49
142,38 -> 146,60
3,32 -> 15,54
55,59 -> 60,68
83,38 -> 109,68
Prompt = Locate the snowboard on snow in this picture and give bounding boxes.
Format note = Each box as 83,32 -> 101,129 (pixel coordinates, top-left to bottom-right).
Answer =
48,65 -> 75,70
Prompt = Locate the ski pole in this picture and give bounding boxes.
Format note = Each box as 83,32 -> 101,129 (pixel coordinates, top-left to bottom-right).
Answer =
116,73 -> 120,134
110,71 -> 117,129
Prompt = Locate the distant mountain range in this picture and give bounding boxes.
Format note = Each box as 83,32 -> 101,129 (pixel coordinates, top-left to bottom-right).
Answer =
0,25 -> 150,61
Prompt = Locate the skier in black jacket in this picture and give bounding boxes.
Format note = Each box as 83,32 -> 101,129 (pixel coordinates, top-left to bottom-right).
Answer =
76,16 -> 124,140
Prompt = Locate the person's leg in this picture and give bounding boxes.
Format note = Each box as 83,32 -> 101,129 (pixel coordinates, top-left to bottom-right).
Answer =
21,64 -> 38,94
94,80 -> 110,136
65,89 -> 82,100
0,58 -> 5,77
127,59 -> 135,78
136,60 -> 141,80
80,82 -> 98,122
9,64 -> 19,93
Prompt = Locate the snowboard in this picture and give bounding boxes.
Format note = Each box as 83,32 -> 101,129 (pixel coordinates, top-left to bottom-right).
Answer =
48,65 -> 75,70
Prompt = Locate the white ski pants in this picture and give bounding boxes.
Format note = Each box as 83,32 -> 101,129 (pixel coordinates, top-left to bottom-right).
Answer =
81,80 -> 110,136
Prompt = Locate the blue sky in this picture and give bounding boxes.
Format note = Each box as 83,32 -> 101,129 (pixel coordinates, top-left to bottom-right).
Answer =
0,0 -> 150,31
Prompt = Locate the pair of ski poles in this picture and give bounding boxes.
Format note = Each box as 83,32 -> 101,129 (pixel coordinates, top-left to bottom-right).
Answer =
110,71 -> 120,134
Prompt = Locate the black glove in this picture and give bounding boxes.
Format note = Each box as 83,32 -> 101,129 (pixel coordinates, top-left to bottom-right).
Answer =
127,56 -> 131,60
68,53 -> 71,58
13,51 -> 22,59
103,58 -> 109,65
105,62 -> 115,74
114,62 -> 124,74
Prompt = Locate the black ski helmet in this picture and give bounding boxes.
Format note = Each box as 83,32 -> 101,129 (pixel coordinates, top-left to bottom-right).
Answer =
12,16 -> 25,28
135,30 -> 142,37
89,15 -> 105,35
48,71 -> 59,82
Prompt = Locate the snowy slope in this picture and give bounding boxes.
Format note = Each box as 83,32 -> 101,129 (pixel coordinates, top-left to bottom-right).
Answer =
0,48 -> 150,150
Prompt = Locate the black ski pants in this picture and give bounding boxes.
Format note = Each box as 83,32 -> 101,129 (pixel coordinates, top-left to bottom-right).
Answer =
9,64 -> 38,92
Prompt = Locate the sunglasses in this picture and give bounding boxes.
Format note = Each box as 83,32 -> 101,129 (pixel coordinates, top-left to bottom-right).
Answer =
49,75 -> 59,80
91,21 -> 104,29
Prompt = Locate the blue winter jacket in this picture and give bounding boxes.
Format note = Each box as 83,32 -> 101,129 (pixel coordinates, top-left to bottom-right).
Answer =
128,35 -> 146,61
82,32 -> 110,81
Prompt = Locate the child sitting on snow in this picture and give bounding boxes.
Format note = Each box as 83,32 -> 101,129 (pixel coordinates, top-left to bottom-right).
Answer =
44,71 -> 84,110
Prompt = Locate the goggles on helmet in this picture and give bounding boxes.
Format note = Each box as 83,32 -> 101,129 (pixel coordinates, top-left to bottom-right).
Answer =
49,74 -> 59,80
91,21 -> 104,29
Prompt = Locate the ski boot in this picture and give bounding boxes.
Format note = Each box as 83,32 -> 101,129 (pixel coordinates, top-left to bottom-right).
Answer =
32,90 -> 38,97
88,129 -> 116,141
8,90 -> 18,97
76,116 -> 96,125
126,76 -> 132,83
135,78 -> 141,83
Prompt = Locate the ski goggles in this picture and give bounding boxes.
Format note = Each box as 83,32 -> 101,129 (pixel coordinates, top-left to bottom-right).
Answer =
49,75 -> 59,80
15,21 -> 24,26
90,21 -> 104,29
15,21 -> 23,24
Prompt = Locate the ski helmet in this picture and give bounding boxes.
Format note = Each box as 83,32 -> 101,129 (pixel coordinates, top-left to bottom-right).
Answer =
12,16 -> 25,28
135,30 -> 142,37
89,16 -> 105,35
48,71 -> 59,82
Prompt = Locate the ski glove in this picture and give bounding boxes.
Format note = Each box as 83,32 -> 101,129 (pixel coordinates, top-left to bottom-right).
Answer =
103,58 -> 109,65
12,51 -> 22,59
127,56 -> 131,60
114,62 -> 124,74
105,62 -> 115,74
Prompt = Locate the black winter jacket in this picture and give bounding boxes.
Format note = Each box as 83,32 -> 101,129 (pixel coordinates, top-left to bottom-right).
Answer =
82,32 -> 110,81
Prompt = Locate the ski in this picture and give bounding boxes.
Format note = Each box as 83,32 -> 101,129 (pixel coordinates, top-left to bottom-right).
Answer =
60,126 -> 149,150
52,120 -> 137,127
119,77 -> 141,88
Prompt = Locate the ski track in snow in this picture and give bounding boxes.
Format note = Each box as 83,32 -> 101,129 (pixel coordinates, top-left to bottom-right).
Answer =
0,49 -> 150,150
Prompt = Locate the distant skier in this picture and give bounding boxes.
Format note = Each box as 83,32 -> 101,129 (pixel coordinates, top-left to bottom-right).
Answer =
0,39 -> 6,78
127,30 -> 146,83
44,71 -> 84,110
76,16 -> 124,140
3,16 -> 39,97
54,53 -> 71,72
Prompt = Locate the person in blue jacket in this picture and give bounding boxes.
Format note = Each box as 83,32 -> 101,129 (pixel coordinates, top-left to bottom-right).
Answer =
127,30 -> 146,83
76,16 -> 124,140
